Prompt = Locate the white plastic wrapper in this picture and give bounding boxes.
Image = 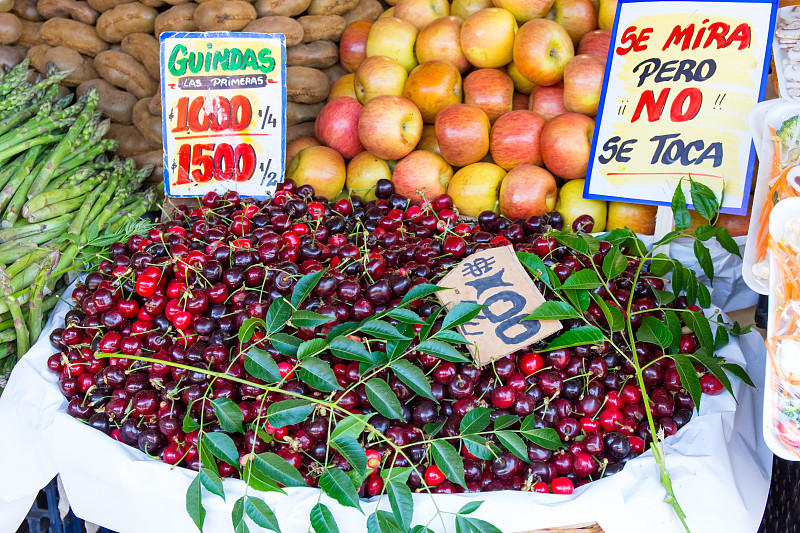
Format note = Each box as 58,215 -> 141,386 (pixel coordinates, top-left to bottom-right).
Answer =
0,247 -> 770,533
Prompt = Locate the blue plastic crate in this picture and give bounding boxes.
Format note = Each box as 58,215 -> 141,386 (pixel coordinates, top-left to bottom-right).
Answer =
20,478 -> 115,533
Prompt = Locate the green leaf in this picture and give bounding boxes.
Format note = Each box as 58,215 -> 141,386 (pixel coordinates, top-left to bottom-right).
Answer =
682,311 -> 714,353
186,475 -> 206,531
686,272 -> 698,306
199,467 -> 225,500
597,228 -> 636,245
204,432 -> 239,466
442,302 -> 484,331
232,497 -> 249,533
291,270 -> 325,308
417,338 -> 470,363
331,413 -> 374,441
523,301 -> 581,321
388,481 -> 413,531
298,358 -> 342,392
387,336 -> 413,360
380,467 -> 412,484
331,436 -> 367,476
672,263 -> 685,297
654,230 -> 682,247
244,348 -> 282,382
330,336 -> 378,364
245,497 -> 281,533
270,333 -> 302,358
297,338 -> 328,359
714,324 -> 730,351
636,316 -> 672,349
689,178 -> 719,222
694,225 -> 716,241
516,252 -> 555,288
367,511 -> 404,533
698,282 -> 711,309
433,329 -> 470,344
462,516 -> 503,533
266,399 -> 313,429
423,420 -> 446,437
545,326 -> 604,350
319,468 -> 363,512
239,317 -> 265,343
183,411 -> 200,433
365,378 -> 404,420
650,254 -> 674,276
664,311 -> 682,353
241,462 -> 284,494
493,414 -> 519,430
496,430 -> 529,463
602,247 -> 628,280
387,308 -> 425,324
391,359 -> 435,401
672,353 -> 702,411
310,504 -> 339,533
199,440 -> 218,474
460,407 -> 491,435
654,289 -> 675,306
693,240 -> 714,282
721,362 -> 755,387
419,306 -> 444,341
265,297 -> 292,335
519,422 -> 562,450
564,289 -> 591,313
715,227 -> 741,257
462,434 -> 498,460
328,322 -> 358,339
459,502 -> 483,515
561,269 -> 602,290
400,283 -> 445,306
361,319 -> 410,341
591,295 -> 625,332
671,183 -> 690,230
211,398 -> 244,434
291,310 -> 332,329
554,233 -> 589,255
690,350 -> 735,399
252,452 -> 307,487
431,440 -> 467,488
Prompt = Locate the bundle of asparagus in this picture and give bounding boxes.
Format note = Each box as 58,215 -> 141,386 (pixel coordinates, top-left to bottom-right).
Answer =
0,60 -> 162,384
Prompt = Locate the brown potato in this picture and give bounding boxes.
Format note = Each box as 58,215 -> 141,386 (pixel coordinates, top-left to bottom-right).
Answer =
307,0 -> 357,15
194,0 -> 255,31
286,65 -> 329,103
287,101 -> 325,127
133,98 -> 162,148
343,0 -> 382,23
15,20 -> 40,47
139,0 -> 165,7
297,15 -> 345,43
287,40 -> 338,68
106,124 -> 153,156
41,18 -> 108,56
0,0 -> 12,12
0,13 -> 20,44
78,78 -> 137,123
94,49 -> 157,98
37,0 -> 99,24
26,44 -> 49,72
41,46 -> 97,85
322,62 -> 347,83
154,3 -> 196,36
254,0 -> 310,17
161,0 -> 190,5
243,16 -> 303,46
86,0 -> 134,11
120,33 -> 159,78
12,0 -> 40,21
148,89 -> 161,115
96,3 -> 157,43
131,150 -> 163,183
286,121 -> 315,144
0,44 -> 23,67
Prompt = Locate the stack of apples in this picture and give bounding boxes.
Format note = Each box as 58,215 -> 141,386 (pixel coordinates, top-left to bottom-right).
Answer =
286,0 -> 661,235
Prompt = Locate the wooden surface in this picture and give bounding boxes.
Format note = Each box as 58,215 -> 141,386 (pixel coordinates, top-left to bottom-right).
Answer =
516,522 -> 603,533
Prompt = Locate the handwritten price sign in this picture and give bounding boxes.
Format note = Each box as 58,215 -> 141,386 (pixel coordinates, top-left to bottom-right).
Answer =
159,32 -> 286,199
585,0 -> 777,215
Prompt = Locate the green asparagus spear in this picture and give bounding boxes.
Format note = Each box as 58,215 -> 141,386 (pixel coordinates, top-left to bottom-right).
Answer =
23,174 -> 100,216
27,249 -> 59,345
0,268 -> 29,358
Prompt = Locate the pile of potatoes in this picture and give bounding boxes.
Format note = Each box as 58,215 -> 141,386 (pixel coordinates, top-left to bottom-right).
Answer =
0,0 -> 385,180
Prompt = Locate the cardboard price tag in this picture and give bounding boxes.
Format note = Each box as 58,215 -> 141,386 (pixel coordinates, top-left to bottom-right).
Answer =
436,246 -> 561,366
160,31 -> 287,199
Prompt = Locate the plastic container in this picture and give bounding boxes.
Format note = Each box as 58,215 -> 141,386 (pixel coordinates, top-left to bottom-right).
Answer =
21,478 -> 115,533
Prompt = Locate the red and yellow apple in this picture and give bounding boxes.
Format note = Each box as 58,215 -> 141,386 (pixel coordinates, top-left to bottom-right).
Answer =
492,0 -> 554,22
498,165 -> 557,219
346,151 -> 393,201
328,73 -> 357,101
286,137 -> 320,170
577,29 -> 611,58
555,178 -> 607,231
366,17 -> 419,71
394,0 -> 449,30
451,0 -> 493,20
546,0 -> 596,45
528,84 -> 567,120
435,103 -> 491,166
340,20 -> 372,72
380,7 -> 395,17
507,60 -> 536,94
598,0 -> 616,30
392,150 -> 454,203
358,95 -> 423,160
447,162 -> 506,217
540,112 -> 594,180
513,18 -> 574,86
563,53 -> 605,116
460,8 -> 518,68
354,55 -> 408,103
416,16 -> 470,73
287,146 -> 346,199
403,60 -> 463,123
416,124 -> 441,153
490,109 -> 545,169
606,201 -> 657,234
513,92 -> 528,110
464,68 -> 514,123
315,96 -> 364,160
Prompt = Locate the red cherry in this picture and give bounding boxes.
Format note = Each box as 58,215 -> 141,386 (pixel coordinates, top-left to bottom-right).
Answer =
173,311 -> 193,330
604,391 -> 625,410
135,275 -> 158,297
532,481 -> 549,493
278,362 -> 294,379
579,417 -> 600,433
366,474 -> 384,496
627,436 -> 645,454
442,235 -> 467,258
425,465 -> 446,486
599,408 -> 623,432
700,373 -> 723,395
307,202 -> 325,219
333,199 -> 353,215
491,386 -> 516,409
619,384 -> 642,403
432,195 -> 453,212
550,477 -> 574,495
678,335 -> 696,353
519,352 -> 543,376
